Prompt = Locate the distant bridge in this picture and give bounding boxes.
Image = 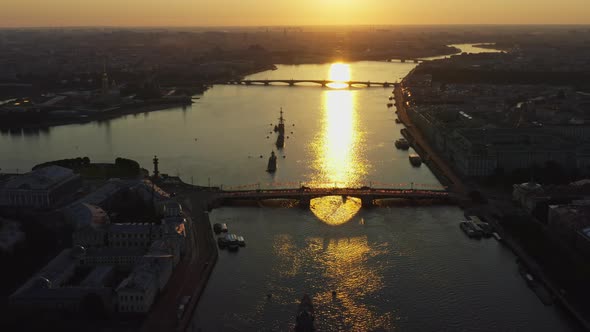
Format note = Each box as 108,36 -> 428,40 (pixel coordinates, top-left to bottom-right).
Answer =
213,186 -> 452,208
387,58 -> 424,64
218,79 -> 399,88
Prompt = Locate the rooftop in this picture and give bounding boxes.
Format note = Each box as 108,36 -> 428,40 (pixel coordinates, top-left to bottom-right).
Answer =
11,248 -> 78,297
108,223 -> 161,234
2,165 -> 77,191
80,265 -> 115,288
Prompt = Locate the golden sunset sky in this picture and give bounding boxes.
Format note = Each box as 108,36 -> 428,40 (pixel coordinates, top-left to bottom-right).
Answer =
2,0 -> 589,27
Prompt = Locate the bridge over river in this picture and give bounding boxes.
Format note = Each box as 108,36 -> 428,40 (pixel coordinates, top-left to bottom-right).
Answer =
218,79 -> 401,88
212,186 -> 452,208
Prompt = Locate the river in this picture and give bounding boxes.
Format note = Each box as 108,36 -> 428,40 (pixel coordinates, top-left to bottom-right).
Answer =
0,45 -> 578,331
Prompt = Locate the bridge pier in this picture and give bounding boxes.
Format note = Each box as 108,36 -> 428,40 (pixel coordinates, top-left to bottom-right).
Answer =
264,82 -> 269,86
245,81 -> 252,85
361,195 -> 375,208
383,82 -> 390,87
289,81 -> 295,86
299,197 -> 311,209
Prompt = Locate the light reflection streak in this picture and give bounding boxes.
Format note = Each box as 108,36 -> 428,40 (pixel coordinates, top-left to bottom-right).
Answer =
310,63 -> 368,226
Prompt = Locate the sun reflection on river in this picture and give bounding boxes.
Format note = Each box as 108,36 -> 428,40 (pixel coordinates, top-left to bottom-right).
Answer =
327,63 -> 350,89
270,234 -> 394,330
311,236 -> 394,330
310,63 -> 368,225
310,196 -> 361,226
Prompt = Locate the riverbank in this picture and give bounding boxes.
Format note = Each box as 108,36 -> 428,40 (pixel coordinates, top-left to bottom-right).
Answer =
393,82 -> 468,196
473,207 -> 590,331
268,46 -> 461,65
141,184 -> 218,332
0,99 -> 195,130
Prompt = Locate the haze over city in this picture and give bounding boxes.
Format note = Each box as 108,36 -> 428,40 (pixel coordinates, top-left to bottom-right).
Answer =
2,0 -> 590,27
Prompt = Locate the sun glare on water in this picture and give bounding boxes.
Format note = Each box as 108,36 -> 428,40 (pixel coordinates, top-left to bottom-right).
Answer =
309,62 -> 369,225
327,63 -> 351,89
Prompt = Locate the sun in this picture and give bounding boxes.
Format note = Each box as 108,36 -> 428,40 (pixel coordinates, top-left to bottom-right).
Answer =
327,63 -> 351,89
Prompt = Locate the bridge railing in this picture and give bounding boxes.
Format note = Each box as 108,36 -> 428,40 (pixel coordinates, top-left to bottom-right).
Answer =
218,79 -> 393,87
219,181 -> 446,192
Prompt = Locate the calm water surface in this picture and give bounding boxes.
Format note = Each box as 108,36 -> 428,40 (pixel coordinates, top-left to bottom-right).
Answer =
196,206 -> 575,331
0,61 -> 437,189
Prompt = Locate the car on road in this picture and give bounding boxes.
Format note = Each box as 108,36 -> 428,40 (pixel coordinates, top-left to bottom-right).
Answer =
213,223 -> 228,234
177,296 -> 191,320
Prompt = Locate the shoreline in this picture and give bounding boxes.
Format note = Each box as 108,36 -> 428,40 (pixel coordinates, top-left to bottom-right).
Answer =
141,185 -> 218,332
398,68 -> 590,330
0,100 -> 194,131
393,79 -> 468,196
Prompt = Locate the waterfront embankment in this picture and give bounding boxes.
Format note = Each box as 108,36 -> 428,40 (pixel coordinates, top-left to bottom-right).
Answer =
141,185 -> 218,332
393,81 -> 468,196
478,209 -> 590,331
0,99 -> 194,130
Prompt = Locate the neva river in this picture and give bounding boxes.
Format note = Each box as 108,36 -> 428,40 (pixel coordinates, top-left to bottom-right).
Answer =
0,45 -> 578,331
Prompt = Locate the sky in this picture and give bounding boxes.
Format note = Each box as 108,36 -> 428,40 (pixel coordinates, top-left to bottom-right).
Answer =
2,0 -> 590,27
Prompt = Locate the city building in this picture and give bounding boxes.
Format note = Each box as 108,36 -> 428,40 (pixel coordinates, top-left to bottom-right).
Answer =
0,218 -> 25,254
67,179 -> 129,210
9,247 -> 115,314
116,268 -> 158,313
107,223 -> 163,249
9,176 -> 188,315
576,227 -> 590,258
0,166 -> 81,209
547,202 -> 590,242
115,250 -> 174,313
69,203 -> 110,248
513,182 -> 548,213
80,247 -> 146,268
163,201 -> 182,218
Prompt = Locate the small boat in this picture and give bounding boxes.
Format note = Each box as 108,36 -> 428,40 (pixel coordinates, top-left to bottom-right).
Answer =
267,151 -> 277,173
492,232 -> 502,241
220,223 -> 228,233
395,118 -> 401,124
469,221 -> 484,236
387,103 -> 394,108
395,138 -> 410,150
468,216 -> 493,237
460,221 -> 482,239
460,221 -> 477,238
389,96 -> 394,101
213,223 -> 223,234
295,294 -> 315,332
237,236 -> 246,247
409,153 -> 422,167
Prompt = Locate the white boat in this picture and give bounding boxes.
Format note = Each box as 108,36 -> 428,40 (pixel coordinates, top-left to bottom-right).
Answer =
237,236 -> 246,247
